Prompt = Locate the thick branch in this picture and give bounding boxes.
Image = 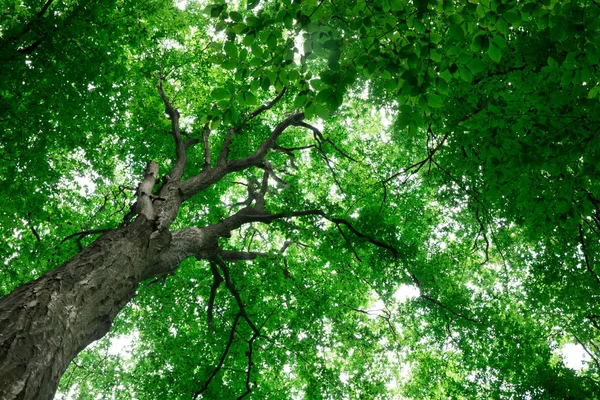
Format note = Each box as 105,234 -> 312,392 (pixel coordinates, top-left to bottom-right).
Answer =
136,161 -> 159,220
179,112 -> 306,200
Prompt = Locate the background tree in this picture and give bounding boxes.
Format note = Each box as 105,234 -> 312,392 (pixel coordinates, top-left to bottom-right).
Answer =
1,0 -> 599,399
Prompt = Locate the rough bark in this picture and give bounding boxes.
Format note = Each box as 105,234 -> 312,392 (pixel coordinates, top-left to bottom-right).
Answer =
0,217 -> 156,400
0,92 -> 310,399
0,211 -> 219,400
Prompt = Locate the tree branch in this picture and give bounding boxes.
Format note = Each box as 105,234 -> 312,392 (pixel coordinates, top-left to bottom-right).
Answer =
213,208 -> 398,257
579,224 -> 600,285
218,250 -> 271,261
60,228 -> 112,244
157,76 -> 189,181
292,120 -> 358,163
225,113 -> 305,173
136,161 -> 159,220
214,257 -> 260,334
207,261 -> 224,328
193,313 -> 242,399
244,87 -> 287,123
237,335 -> 257,399
202,123 -> 211,169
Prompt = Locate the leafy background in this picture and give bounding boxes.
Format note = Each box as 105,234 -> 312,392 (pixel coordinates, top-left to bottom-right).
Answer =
1,0 -> 600,398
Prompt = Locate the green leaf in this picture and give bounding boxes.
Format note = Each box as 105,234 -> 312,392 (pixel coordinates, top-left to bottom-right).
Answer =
466,57 -> 485,74
488,42 -> 502,63
224,41 -> 237,59
267,33 -> 277,52
315,87 -> 335,105
229,11 -> 243,22
243,91 -> 258,106
221,60 -> 237,70
458,64 -> 473,82
211,88 -> 230,100
426,93 -> 444,108
242,33 -> 255,46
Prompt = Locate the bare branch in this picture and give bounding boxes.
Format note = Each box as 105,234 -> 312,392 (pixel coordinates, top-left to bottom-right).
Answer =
193,313 -> 242,399
226,113 -> 305,173
280,240 -> 309,253
237,335 -> 257,399
214,257 -> 260,334
336,223 -> 363,262
381,101 -> 489,201
292,120 -> 358,162
258,161 -> 289,188
214,208 -> 398,257
573,334 -> 600,370
156,77 -> 188,181
244,87 -> 287,123
273,144 -> 315,170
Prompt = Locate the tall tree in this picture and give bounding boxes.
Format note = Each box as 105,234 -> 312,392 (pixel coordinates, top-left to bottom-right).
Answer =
1,0 -> 599,399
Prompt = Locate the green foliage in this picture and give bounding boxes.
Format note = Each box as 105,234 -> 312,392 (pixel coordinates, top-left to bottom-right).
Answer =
2,0 -> 600,398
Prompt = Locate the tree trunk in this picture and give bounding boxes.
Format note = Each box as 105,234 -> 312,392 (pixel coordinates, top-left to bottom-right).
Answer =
0,217 -> 156,400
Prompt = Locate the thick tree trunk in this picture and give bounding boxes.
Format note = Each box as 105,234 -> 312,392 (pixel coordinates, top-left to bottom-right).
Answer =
0,217 -> 156,400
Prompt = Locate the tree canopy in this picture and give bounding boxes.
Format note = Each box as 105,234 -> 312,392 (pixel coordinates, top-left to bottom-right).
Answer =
1,0 -> 600,398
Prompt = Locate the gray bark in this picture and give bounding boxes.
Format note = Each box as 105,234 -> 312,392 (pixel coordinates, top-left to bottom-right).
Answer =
0,105 -> 304,400
0,215 -> 214,400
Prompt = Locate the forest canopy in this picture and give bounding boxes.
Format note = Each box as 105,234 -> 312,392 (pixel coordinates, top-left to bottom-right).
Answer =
1,0 -> 600,398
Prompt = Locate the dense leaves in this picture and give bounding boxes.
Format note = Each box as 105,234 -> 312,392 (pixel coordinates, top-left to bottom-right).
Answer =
1,0 -> 600,398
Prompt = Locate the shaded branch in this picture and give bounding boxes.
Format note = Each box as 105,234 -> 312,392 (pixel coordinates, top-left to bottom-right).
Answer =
193,313 -> 242,399
258,160 -> 289,188
421,294 -> 484,326
202,123 -> 211,169
336,224 -> 363,262
381,101 -> 489,204
215,208 -> 398,257
292,120 -> 358,163
244,87 -> 287,123
237,335 -> 257,400
273,144 -> 316,169
216,89 -> 288,167
579,223 -> 600,285
207,261 -> 224,328
214,257 -> 260,334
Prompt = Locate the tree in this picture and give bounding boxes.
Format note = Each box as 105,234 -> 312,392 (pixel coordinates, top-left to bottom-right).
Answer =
1,0 -> 599,398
